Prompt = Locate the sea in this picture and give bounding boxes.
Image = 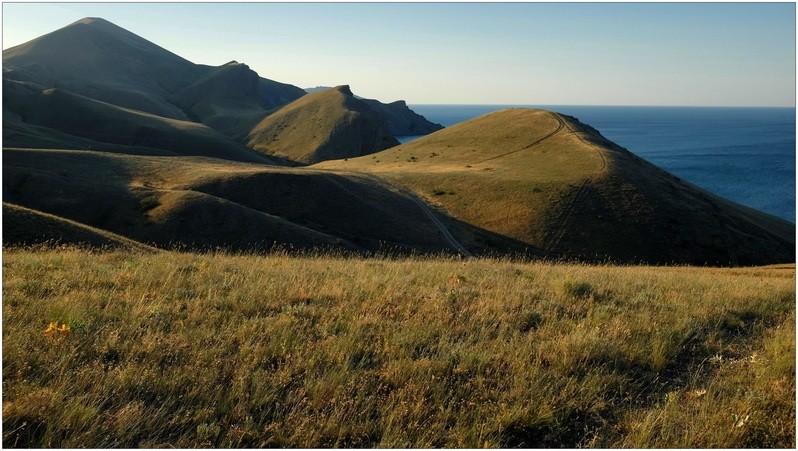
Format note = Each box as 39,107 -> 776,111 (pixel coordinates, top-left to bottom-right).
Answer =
398,105 -> 796,223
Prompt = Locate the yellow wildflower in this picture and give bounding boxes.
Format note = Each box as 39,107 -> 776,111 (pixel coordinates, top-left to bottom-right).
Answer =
44,321 -> 58,336
44,321 -> 71,337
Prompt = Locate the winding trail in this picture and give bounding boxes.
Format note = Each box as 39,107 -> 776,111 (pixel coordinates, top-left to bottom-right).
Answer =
543,113 -> 610,253
474,111 -> 565,164
355,172 -> 472,257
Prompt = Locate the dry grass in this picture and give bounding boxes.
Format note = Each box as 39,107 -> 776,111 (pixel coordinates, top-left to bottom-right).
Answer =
3,247 -> 794,447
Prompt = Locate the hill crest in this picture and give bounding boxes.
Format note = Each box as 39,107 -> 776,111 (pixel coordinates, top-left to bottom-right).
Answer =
247,85 -> 400,164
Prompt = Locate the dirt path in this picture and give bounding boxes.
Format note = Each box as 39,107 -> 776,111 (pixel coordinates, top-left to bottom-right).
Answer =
543,113 -> 610,253
474,111 -> 565,164
354,172 -> 472,257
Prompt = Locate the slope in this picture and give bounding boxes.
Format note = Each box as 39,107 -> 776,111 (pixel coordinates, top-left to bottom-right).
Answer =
316,108 -> 795,266
3,79 -> 273,163
3,17 -> 306,134
303,86 -> 443,136
3,148 -> 463,255
2,17 -> 201,119
247,85 -> 400,165
360,99 -> 443,136
3,202 -> 156,251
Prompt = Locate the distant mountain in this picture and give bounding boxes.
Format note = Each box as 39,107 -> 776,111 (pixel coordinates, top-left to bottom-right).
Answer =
304,86 -> 443,136
2,17 -> 306,131
247,85 -> 399,164
3,17 -> 440,157
360,99 -> 443,136
3,17 -> 202,119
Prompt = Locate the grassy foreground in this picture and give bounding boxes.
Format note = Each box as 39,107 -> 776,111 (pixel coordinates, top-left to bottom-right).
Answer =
2,248 -> 794,447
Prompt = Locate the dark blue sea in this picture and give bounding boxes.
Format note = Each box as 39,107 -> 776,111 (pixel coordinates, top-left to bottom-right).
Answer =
399,105 -> 796,223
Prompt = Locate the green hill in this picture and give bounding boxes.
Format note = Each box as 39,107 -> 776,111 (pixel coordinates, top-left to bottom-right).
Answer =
316,108 -> 795,265
247,86 -> 400,164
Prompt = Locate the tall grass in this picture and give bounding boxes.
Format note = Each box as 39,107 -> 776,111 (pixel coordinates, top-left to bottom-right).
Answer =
3,248 -> 794,447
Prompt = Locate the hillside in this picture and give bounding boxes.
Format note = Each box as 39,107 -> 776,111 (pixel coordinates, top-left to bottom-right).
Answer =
3,248 -> 794,447
360,98 -> 443,136
4,107 -> 794,265
316,108 -> 795,265
246,86 -> 400,164
3,79 -> 272,163
3,202 -> 155,251
2,17 -> 306,136
303,86 -> 443,136
2,17 -> 202,119
3,148 -> 466,255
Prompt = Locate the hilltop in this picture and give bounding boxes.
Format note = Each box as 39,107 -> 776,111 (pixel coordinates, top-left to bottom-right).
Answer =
303,86 -> 443,136
247,86 -> 400,164
317,108 -> 795,265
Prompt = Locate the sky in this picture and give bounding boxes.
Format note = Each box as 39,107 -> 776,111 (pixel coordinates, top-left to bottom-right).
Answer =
2,2 -> 795,106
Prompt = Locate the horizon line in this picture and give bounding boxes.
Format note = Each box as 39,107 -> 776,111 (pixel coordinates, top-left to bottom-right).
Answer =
405,103 -> 797,108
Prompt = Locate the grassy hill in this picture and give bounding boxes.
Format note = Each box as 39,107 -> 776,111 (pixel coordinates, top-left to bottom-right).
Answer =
247,85 -> 400,164
3,203 -> 155,251
3,247 -> 794,447
3,148 -> 470,254
3,80 -> 272,163
316,108 -> 795,265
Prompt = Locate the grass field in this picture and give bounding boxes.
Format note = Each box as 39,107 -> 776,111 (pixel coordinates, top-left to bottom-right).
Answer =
3,247 -> 794,447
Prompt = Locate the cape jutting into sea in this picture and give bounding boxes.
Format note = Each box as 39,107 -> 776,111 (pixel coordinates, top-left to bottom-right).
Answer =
399,105 -> 795,223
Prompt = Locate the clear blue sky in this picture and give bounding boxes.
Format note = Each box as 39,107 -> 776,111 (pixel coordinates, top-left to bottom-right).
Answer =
3,2 -> 795,106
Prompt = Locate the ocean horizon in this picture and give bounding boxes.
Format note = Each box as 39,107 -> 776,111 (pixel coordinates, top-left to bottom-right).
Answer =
401,105 -> 796,223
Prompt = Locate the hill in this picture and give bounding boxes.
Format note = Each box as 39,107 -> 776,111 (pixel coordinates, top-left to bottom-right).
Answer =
246,86 -> 400,164
3,148 -> 468,255
303,86 -> 443,136
2,17 -> 306,135
2,18 -> 443,160
3,248 -> 794,447
3,79 -> 273,163
2,17 -> 202,119
3,202 -> 155,251
360,98 -> 443,136
316,108 -> 795,265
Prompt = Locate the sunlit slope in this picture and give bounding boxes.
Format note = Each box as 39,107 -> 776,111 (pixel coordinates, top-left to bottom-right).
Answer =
3,149 -> 451,254
247,85 -> 399,164
317,108 -> 794,265
3,80 -> 272,163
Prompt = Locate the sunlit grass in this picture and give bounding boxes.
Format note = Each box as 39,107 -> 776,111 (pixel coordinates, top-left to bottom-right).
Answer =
3,247 -> 794,447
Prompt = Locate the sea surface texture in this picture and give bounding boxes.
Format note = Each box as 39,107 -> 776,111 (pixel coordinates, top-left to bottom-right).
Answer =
401,106 -> 795,223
